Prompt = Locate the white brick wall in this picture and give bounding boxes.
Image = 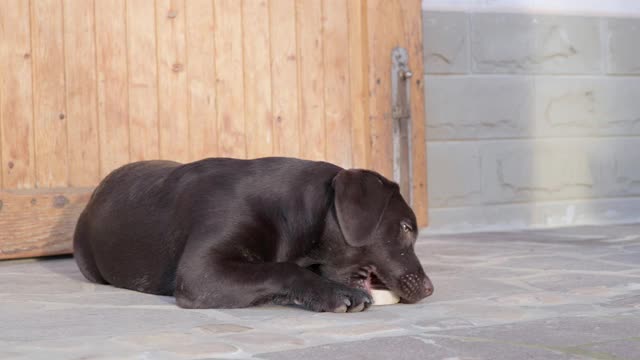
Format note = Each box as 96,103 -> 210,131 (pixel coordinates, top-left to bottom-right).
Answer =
471,14 -> 602,74
423,11 -> 640,231
426,76 -> 640,139
607,19 -> 640,74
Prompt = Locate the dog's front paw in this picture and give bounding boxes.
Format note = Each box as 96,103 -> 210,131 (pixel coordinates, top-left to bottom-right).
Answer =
304,283 -> 372,313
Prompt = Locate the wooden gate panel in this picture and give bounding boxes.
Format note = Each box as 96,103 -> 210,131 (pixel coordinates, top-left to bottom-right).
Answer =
367,0 -> 428,225
323,0 -> 352,169
296,0 -> 325,162
157,0 -> 190,163
243,0 -> 274,159
347,0 -> 370,169
32,0 -> 69,187
400,0 -> 429,225
96,0 -> 131,177
214,0 -> 246,158
366,0 -> 400,180
64,0 -> 101,187
127,0 -> 160,162
186,0 -> 219,160
0,1 -> 36,189
270,0 -> 300,158
0,0 -> 428,259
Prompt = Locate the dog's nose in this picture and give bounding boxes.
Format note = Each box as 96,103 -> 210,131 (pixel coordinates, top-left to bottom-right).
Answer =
423,278 -> 434,297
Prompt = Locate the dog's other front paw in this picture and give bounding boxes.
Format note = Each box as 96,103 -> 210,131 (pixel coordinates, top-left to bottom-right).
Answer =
302,283 -> 372,313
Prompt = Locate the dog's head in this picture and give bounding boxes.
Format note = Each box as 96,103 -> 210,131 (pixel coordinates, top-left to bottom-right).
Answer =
317,169 -> 434,304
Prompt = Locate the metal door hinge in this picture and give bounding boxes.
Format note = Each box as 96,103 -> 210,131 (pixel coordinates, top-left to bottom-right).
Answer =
391,47 -> 413,204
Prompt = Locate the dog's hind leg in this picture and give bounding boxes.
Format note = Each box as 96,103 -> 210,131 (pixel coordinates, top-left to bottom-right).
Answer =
73,212 -> 107,284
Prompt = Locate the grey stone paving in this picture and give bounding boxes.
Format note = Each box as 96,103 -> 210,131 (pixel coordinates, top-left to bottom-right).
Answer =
1,224 -> 639,359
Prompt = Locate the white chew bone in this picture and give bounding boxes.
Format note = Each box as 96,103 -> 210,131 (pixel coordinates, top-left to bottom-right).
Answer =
370,289 -> 400,305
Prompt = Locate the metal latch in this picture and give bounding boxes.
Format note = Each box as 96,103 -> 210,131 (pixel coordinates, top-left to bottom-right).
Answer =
391,47 -> 412,204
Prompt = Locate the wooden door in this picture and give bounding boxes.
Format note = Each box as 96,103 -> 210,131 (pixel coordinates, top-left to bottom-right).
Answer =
0,0 -> 427,259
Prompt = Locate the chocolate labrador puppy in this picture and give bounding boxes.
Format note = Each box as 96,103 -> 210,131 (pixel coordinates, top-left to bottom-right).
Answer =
74,157 -> 433,312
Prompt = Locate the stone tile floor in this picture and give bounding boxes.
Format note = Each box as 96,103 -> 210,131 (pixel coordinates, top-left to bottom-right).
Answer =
1,224 -> 639,359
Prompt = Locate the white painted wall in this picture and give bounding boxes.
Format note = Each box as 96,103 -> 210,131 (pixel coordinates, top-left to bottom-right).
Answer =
422,5 -> 640,232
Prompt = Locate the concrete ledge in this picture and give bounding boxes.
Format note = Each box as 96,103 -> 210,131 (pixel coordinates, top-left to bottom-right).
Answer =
425,196 -> 640,233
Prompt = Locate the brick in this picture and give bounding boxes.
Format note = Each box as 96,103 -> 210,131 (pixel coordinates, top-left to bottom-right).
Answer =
533,77 -> 640,137
480,139 -> 601,203
471,13 -> 602,74
425,75 -> 534,140
425,76 -> 640,140
427,142 -> 482,208
427,197 -> 640,231
599,139 -> 640,197
606,18 -> 640,74
423,11 -> 468,74
476,137 -> 640,203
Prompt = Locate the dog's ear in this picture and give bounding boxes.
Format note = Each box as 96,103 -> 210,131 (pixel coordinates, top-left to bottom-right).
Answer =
332,169 -> 393,247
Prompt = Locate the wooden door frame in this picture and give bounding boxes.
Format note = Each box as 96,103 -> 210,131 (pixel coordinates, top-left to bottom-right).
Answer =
364,0 -> 428,226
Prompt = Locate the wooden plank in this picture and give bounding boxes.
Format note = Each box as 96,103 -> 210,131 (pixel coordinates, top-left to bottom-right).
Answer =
0,2 -> 36,189
0,77 -> 2,188
322,0 -> 352,169
0,55 -> 2,188
63,0 -> 100,187
347,0 -> 369,169
243,0 -> 273,159
185,0 -> 217,160
126,0 -> 159,161
31,0 -> 69,187
269,0 -> 299,158
214,0 -> 246,158
156,0 -> 189,162
296,0 -> 325,161
95,0 -> 130,177
400,0 -> 428,226
365,0 -> 402,179
0,188 -> 92,259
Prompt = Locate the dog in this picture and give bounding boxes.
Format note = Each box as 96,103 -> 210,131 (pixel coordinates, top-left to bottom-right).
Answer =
73,157 -> 434,312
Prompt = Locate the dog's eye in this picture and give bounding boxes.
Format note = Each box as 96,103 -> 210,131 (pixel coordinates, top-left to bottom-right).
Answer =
401,223 -> 412,233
